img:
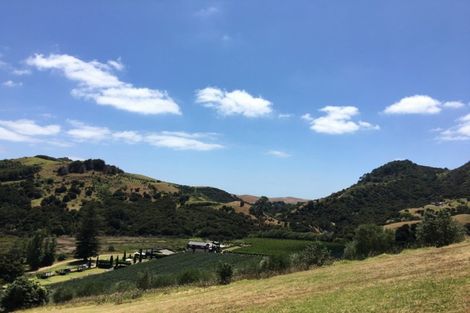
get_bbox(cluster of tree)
[0,160,40,182]
[57,159,123,176]
[343,212,465,260]
[178,185,239,203]
[25,230,57,270]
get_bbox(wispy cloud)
[302,106,379,135]
[437,113,470,141]
[2,80,22,87]
[26,54,181,115]
[384,95,464,115]
[195,6,220,18]
[66,120,111,142]
[0,119,60,142]
[66,120,223,151]
[267,150,291,158]
[196,87,273,118]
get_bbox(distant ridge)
[238,195,310,204]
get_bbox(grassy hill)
[285,160,470,236]
[23,240,470,313]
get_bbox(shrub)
[52,288,74,303]
[136,271,153,290]
[57,253,67,261]
[177,269,203,285]
[294,241,331,269]
[0,246,24,283]
[0,277,48,311]
[216,263,233,284]
[258,255,291,273]
[344,224,395,259]
[416,211,465,247]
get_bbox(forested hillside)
[0,156,468,240]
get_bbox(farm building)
[187,241,221,253]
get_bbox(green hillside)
[1,156,469,239]
[283,160,470,236]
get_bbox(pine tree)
[41,237,56,266]
[26,230,45,270]
[74,206,100,260]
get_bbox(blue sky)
[0,1,469,198]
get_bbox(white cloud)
[145,132,223,151]
[66,120,222,151]
[195,6,220,17]
[384,95,465,115]
[443,101,465,109]
[278,113,293,119]
[438,114,470,141]
[107,58,124,71]
[0,119,60,136]
[384,95,441,114]
[2,80,22,87]
[196,87,272,118]
[112,131,143,143]
[303,106,379,135]
[12,69,31,76]
[66,120,111,142]
[0,127,34,142]
[0,119,60,143]
[267,150,291,158]
[26,54,181,115]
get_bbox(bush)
[52,288,74,303]
[57,253,67,261]
[136,271,153,290]
[216,263,233,284]
[0,277,48,311]
[344,224,394,259]
[258,255,291,273]
[294,241,331,269]
[177,269,203,285]
[0,246,24,283]
[416,211,465,247]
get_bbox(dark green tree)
[344,224,394,259]
[41,237,56,267]
[416,211,465,247]
[0,245,24,283]
[0,276,48,311]
[26,230,45,270]
[74,206,100,260]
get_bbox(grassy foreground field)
[24,240,470,313]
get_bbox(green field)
[232,238,344,257]
[47,252,261,298]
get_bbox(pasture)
[232,238,344,257]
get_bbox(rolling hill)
[0,156,469,239]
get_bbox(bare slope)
[25,240,470,313]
